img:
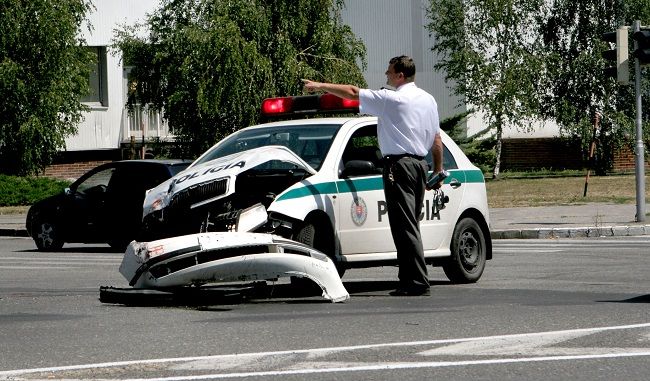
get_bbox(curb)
[490,225,650,239]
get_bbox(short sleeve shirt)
[359,82,440,157]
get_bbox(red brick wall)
[42,160,113,181]
[612,146,650,173]
[39,149,122,181]
[501,138,584,171]
[502,138,649,173]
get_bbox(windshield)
[194,124,342,170]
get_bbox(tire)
[295,221,346,277]
[32,220,64,251]
[442,217,486,283]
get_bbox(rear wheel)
[32,220,64,251]
[295,220,345,277]
[442,217,486,283]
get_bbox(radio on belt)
[427,170,449,188]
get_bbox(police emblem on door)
[351,197,368,226]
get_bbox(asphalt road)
[1,236,650,380]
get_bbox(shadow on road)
[599,294,650,304]
[99,278,452,308]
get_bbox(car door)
[335,124,394,255]
[103,163,172,243]
[335,125,467,256]
[64,165,116,242]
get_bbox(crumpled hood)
[143,145,315,218]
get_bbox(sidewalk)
[489,203,650,239]
[2,203,649,239]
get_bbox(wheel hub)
[459,231,479,269]
[37,223,55,247]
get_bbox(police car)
[140,93,491,283]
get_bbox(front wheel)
[442,217,486,283]
[32,220,64,251]
[295,221,345,277]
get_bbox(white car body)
[141,102,492,283]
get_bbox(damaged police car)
[137,94,491,284]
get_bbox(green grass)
[486,174,649,208]
[0,175,70,207]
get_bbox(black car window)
[75,167,114,194]
[340,125,382,177]
[425,145,458,170]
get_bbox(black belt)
[382,153,424,162]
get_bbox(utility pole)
[632,20,647,222]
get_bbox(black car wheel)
[442,217,486,283]
[295,220,345,277]
[33,220,64,251]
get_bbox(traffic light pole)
[633,20,646,222]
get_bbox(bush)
[0,175,70,206]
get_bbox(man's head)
[385,55,415,88]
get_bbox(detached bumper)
[119,232,349,303]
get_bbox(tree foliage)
[114,0,367,157]
[0,0,94,176]
[428,0,650,176]
[426,0,547,177]
[540,0,650,174]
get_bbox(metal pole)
[633,21,646,222]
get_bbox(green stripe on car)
[276,169,484,201]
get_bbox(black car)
[26,160,191,251]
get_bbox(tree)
[539,0,650,174]
[426,0,546,178]
[114,0,367,157]
[0,0,94,176]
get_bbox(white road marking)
[2,322,650,379]
[495,249,563,253]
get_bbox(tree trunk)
[492,120,503,179]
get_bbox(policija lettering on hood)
[172,161,246,185]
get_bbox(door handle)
[449,179,462,188]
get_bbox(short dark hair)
[389,55,415,79]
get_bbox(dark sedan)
[26,160,191,251]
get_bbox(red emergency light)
[261,97,293,115]
[261,94,359,118]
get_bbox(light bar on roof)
[261,94,359,118]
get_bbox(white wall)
[340,0,559,139]
[339,0,466,122]
[66,0,161,151]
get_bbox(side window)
[81,46,108,106]
[75,168,114,194]
[425,145,458,170]
[340,125,383,177]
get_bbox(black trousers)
[382,156,429,289]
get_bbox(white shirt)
[359,82,440,157]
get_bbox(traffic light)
[601,26,629,84]
[632,29,650,65]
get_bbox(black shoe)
[389,287,431,296]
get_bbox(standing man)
[303,55,443,296]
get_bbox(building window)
[81,46,108,106]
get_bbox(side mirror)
[64,187,72,196]
[341,160,379,178]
